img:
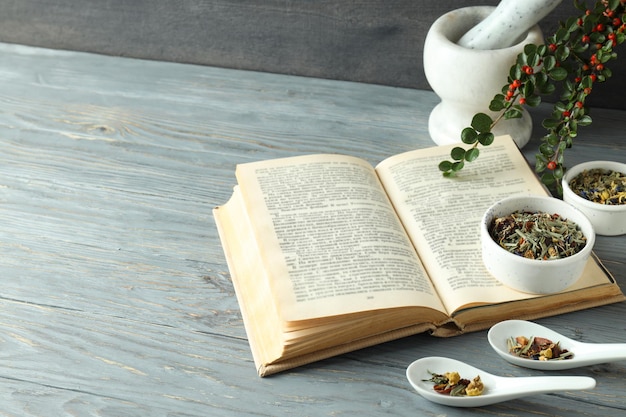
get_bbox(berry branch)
[439,0,626,195]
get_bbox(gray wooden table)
[0,42,624,416]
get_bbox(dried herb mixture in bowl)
[489,211,587,260]
[562,161,626,236]
[568,168,626,205]
[481,195,595,294]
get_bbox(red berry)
[596,23,606,32]
[547,161,557,170]
[519,97,527,105]
[512,79,522,88]
[582,35,591,43]
[563,110,571,117]
[596,63,604,71]
[548,43,557,52]
[522,65,534,75]
[576,101,584,108]
[575,77,582,83]
[584,87,592,94]
[613,18,622,27]
[590,73,598,82]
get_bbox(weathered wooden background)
[0,0,624,109]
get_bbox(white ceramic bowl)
[562,160,626,236]
[481,195,595,294]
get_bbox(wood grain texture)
[0,42,624,416]
[0,0,624,110]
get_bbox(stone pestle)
[457,0,563,50]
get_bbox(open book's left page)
[235,153,447,324]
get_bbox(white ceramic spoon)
[406,356,595,407]
[489,320,626,370]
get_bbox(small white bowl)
[562,160,626,236]
[481,195,595,294]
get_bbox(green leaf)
[535,156,547,172]
[477,133,495,146]
[556,45,570,61]
[553,166,564,179]
[510,65,522,80]
[538,82,556,95]
[451,161,465,172]
[489,97,506,111]
[591,31,605,45]
[534,72,548,86]
[578,115,592,126]
[549,67,568,81]
[541,172,557,186]
[471,113,493,133]
[438,160,453,172]
[465,148,480,162]
[537,44,548,56]
[450,147,466,161]
[522,79,536,97]
[524,44,537,55]
[461,127,478,144]
[555,27,568,43]
[570,116,579,131]
[539,142,554,156]
[525,95,541,107]
[542,118,560,129]
[527,53,541,67]
[546,133,560,146]
[504,108,523,119]
[554,102,567,112]
[543,55,556,71]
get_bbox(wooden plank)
[0,42,624,416]
[0,0,623,109]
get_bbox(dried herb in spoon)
[424,371,484,396]
[489,211,586,260]
[508,335,573,361]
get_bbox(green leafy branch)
[439,0,626,195]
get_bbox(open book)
[214,135,624,376]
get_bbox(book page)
[376,136,550,314]
[236,154,447,323]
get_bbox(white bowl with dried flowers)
[481,195,595,294]
[562,161,626,236]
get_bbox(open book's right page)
[376,135,605,315]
